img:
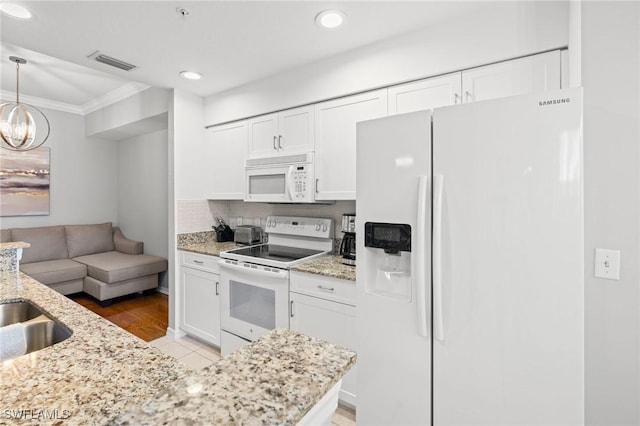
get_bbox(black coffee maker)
[340,213,356,266]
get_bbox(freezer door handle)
[433,174,445,341]
[415,175,429,337]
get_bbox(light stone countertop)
[177,232,356,281]
[111,329,356,425]
[290,255,356,282]
[177,231,239,256]
[0,271,191,425]
[0,272,356,425]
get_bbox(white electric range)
[218,216,333,355]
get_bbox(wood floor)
[69,291,168,342]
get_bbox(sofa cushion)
[0,229,11,243]
[65,223,115,258]
[20,259,87,285]
[73,251,167,284]
[11,226,69,264]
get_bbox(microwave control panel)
[292,165,312,201]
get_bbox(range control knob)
[322,223,328,232]
[315,223,321,231]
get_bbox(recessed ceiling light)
[0,3,32,20]
[180,71,203,80]
[315,10,346,29]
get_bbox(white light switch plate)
[594,248,621,280]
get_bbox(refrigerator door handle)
[433,174,445,341]
[416,175,429,337]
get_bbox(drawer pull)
[193,260,204,264]
[317,285,335,292]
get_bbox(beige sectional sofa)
[0,222,167,306]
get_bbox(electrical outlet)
[594,248,621,280]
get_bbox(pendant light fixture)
[0,56,50,151]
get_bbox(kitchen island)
[0,271,356,425]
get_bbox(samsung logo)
[539,97,571,106]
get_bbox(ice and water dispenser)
[363,222,412,301]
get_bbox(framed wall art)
[0,147,50,216]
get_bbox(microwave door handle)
[286,165,295,201]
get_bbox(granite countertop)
[0,272,355,425]
[112,329,355,425]
[291,255,356,282]
[177,230,238,256]
[177,232,356,281]
[0,272,191,425]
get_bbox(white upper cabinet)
[388,72,462,115]
[314,89,388,200]
[207,120,247,200]
[247,105,314,158]
[247,113,278,158]
[388,50,562,115]
[461,50,561,103]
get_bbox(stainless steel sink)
[0,300,72,357]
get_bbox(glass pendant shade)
[0,57,50,151]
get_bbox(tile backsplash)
[176,199,356,239]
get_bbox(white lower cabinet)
[289,271,357,407]
[180,252,221,347]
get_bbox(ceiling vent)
[88,51,137,71]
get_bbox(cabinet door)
[388,72,462,114]
[315,89,388,200]
[462,50,561,103]
[278,105,314,155]
[207,120,247,199]
[247,113,279,158]
[181,266,221,346]
[290,291,357,407]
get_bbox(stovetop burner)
[225,244,324,263]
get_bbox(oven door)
[219,259,290,342]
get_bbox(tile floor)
[149,334,222,369]
[149,334,356,425]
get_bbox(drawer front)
[290,271,356,306]
[181,251,220,274]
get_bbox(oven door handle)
[218,260,289,280]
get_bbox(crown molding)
[1,81,152,116]
[0,90,84,115]
[81,81,151,115]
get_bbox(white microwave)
[245,153,315,203]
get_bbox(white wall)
[580,2,640,424]
[0,106,118,229]
[169,89,209,331]
[204,1,569,125]
[172,91,208,200]
[117,129,169,290]
[85,87,169,138]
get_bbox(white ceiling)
[0,1,486,112]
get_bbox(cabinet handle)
[454,93,460,104]
[317,285,335,292]
[215,281,219,296]
[290,300,294,318]
[193,260,204,264]
[315,178,319,194]
[465,90,472,102]
[273,136,277,150]
[278,135,283,149]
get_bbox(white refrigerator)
[355,88,584,425]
